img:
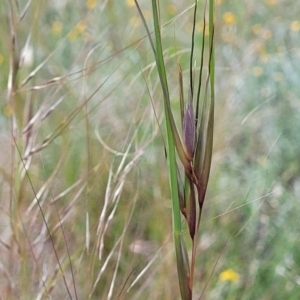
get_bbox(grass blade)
[150,1,192,298]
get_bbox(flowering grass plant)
[135,0,215,298]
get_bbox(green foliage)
[0,0,300,299]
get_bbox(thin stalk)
[135,0,215,298]
[166,113,191,299]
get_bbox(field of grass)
[0,0,300,299]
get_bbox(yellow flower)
[126,0,135,7]
[260,53,269,62]
[216,0,223,5]
[142,9,151,20]
[68,21,88,41]
[205,24,209,36]
[219,269,240,283]
[196,21,204,32]
[51,21,63,35]
[223,12,237,25]
[4,105,14,116]
[167,4,176,14]
[252,66,264,77]
[68,30,78,42]
[76,20,88,34]
[265,0,278,5]
[86,0,97,10]
[130,16,140,27]
[251,24,261,35]
[290,21,300,32]
[256,46,268,62]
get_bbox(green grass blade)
[178,63,185,128]
[167,116,191,300]
[194,0,215,200]
[151,0,192,169]
[201,0,215,197]
[136,0,191,169]
[151,1,191,298]
[134,1,156,55]
[195,1,207,128]
[209,0,215,99]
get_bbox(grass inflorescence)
[0,0,300,299]
[135,0,215,298]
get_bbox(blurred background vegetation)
[0,0,300,299]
